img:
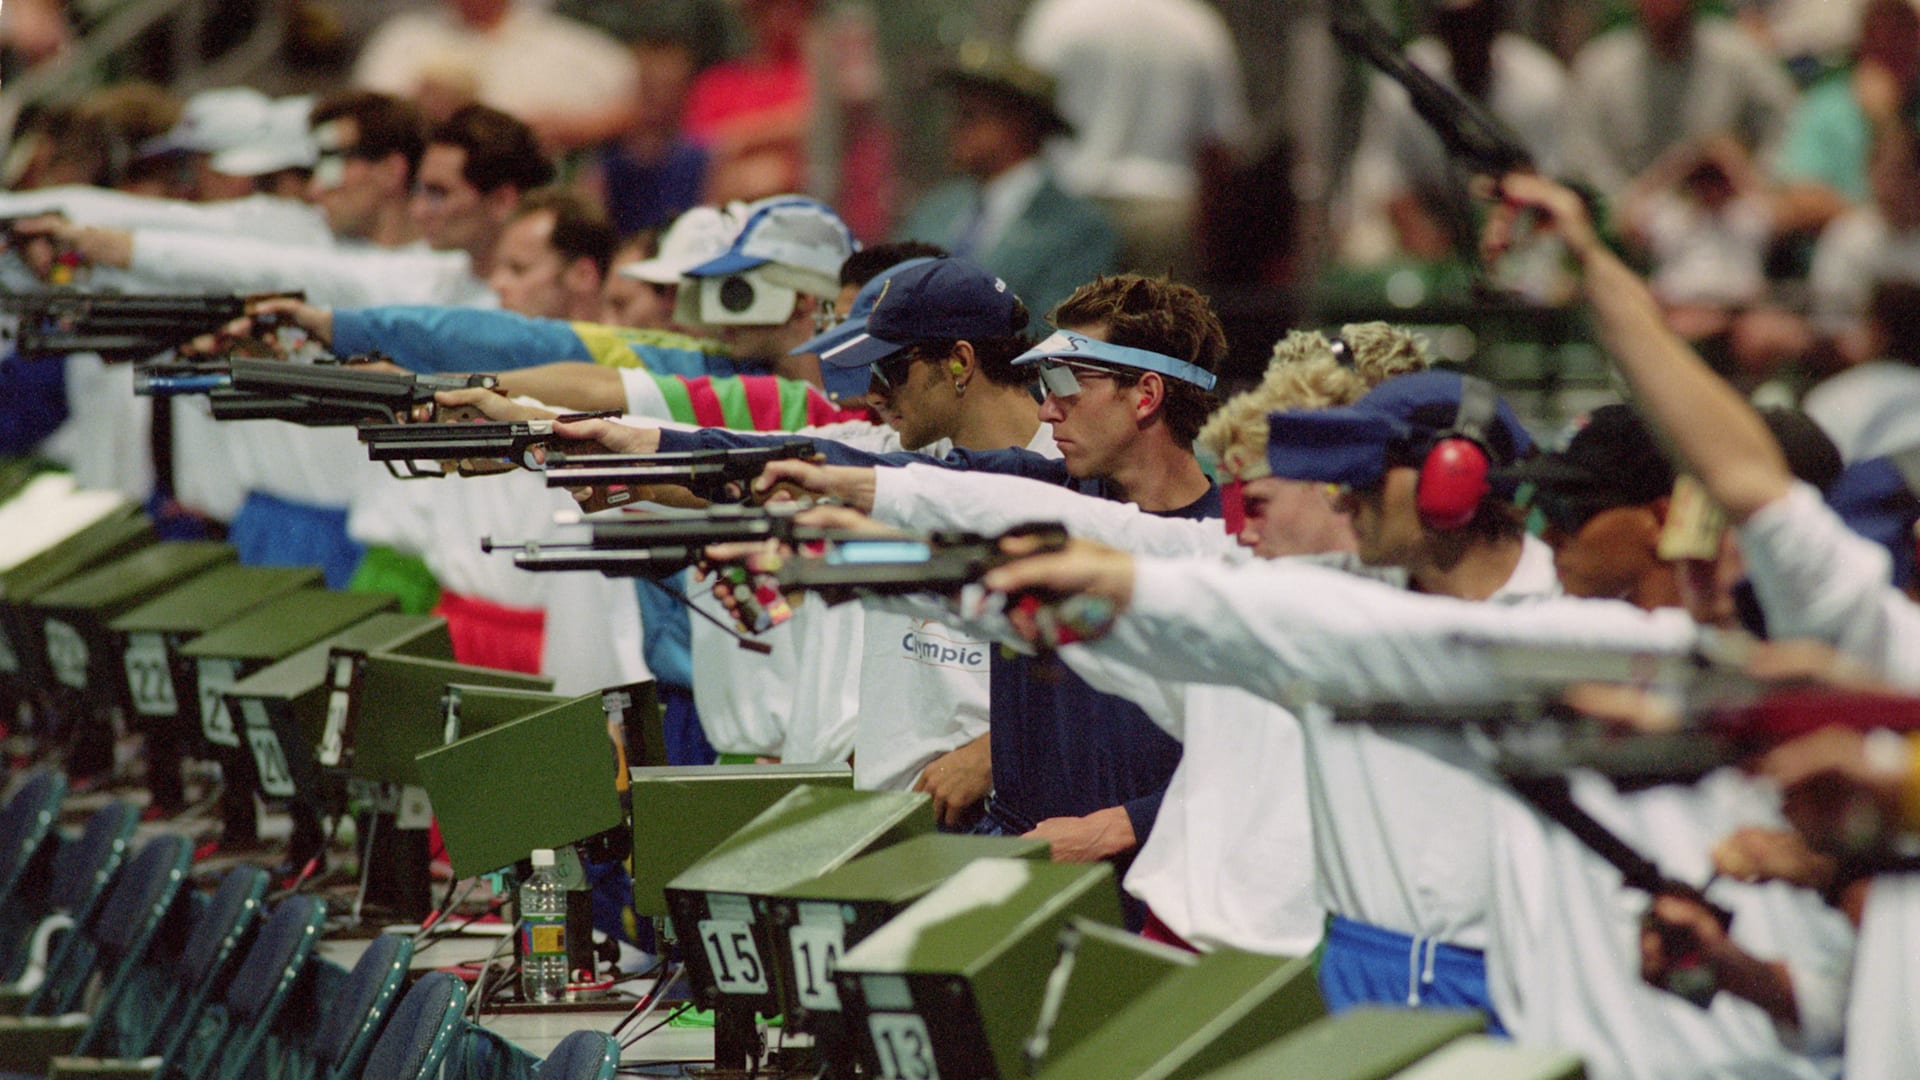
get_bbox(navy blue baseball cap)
[796,257,1027,400]
[1828,454,1920,589]
[1265,369,1534,489]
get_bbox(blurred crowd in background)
[4,0,1919,412]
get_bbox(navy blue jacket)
[652,427,1213,852]
[0,353,68,456]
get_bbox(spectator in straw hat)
[895,41,1117,323]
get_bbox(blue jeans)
[1319,915,1506,1036]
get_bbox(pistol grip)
[433,403,487,423]
[1646,914,1719,1009]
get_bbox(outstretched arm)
[1486,174,1792,522]
[983,544,1703,709]
[871,464,1232,557]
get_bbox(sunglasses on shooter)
[1013,328,1220,405]
[1026,359,1129,404]
[868,345,938,396]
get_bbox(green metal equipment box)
[1190,1008,1486,1080]
[666,786,935,1015]
[0,496,149,691]
[1388,1035,1585,1078]
[1031,947,1323,1079]
[833,858,1124,1080]
[326,653,552,787]
[220,614,452,804]
[438,684,569,741]
[761,834,1050,1051]
[179,590,399,797]
[30,541,235,711]
[1024,918,1197,1072]
[417,687,640,878]
[108,565,322,731]
[437,680,666,780]
[628,764,853,920]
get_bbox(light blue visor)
[1013,330,1217,394]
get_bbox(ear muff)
[1221,478,1247,537]
[1415,375,1497,531]
[718,275,757,313]
[688,269,800,326]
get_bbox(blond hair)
[1197,323,1432,481]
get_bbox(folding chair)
[358,972,468,1080]
[3,800,136,993]
[0,833,191,1076]
[163,894,328,1080]
[536,1031,619,1080]
[264,932,413,1080]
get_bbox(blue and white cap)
[684,195,857,299]
[798,257,1028,400]
[794,256,936,399]
[1016,329,1218,401]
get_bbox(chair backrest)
[177,894,329,1080]
[537,1031,620,1080]
[48,799,138,920]
[224,895,329,1027]
[0,768,70,979]
[143,864,269,1066]
[178,864,270,991]
[29,829,188,1018]
[0,767,65,902]
[358,971,468,1080]
[314,932,414,1080]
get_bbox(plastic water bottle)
[520,849,568,1003]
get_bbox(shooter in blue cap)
[792,255,1043,452]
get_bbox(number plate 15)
[696,918,768,995]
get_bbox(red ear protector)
[1222,478,1247,537]
[1415,375,1498,531]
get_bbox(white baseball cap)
[684,195,856,298]
[209,95,319,177]
[142,87,275,157]
[616,205,739,286]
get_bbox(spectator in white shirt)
[353,0,640,148]
[1561,0,1797,201]
[1017,0,1251,281]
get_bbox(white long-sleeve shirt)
[1736,484,1920,1076]
[691,421,922,763]
[126,232,494,310]
[1738,483,1920,687]
[843,433,1063,796]
[0,187,332,245]
[1844,877,1920,1078]
[870,462,1238,560]
[1089,555,1849,1078]
[127,233,494,519]
[866,462,1322,952]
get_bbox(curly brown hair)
[1049,275,1227,445]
